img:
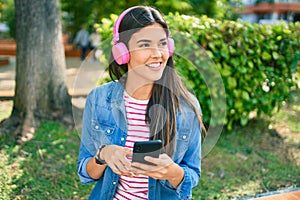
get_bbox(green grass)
[0,90,299,199]
[0,121,94,199]
[196,121,299,199]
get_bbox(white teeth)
[147,63,160,68]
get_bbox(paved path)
[0,54,106,108]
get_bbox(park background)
[0,0,299,199]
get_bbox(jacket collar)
[106,81,125,103]
[106,81,127,132]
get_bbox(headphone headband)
[111,6,175,65]
[113,6,139,43]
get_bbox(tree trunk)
[0,0,73,143]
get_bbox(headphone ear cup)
[112,42,130,65]
[168,38,175,57]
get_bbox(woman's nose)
[150,46,163,58]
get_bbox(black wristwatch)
[95,145,107,165]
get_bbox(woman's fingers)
[143,156,159,165]
[115,161,127,171]
[121,147,133,167]
[106,161,121,175]
[144,154,173,167]
[123,147,133,155]
[130,153,175,179]
[103,146,134,176]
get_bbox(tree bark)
[0,0,73,143]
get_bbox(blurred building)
[239,0,300,24]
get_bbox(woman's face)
[127,23,169,83]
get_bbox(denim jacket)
[77,81,202,200]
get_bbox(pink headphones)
[112,6,175,65]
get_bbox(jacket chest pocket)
[173,128,191,161]
[91,119,116,145]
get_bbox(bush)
[97,13,300,129]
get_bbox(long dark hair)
[109,6,206,156]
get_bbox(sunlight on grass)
[230,180,263,198]
[0,146,24,199]
[0,100,12,122]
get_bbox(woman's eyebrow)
[137,39,151,43]
[137,38,167,44]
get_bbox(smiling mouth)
[146,62,161,68]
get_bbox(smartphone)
[132,140,162,165]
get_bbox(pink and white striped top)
[113,91,150,200]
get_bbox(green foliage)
[0,0,15,38]
[60,0,241,40]
[165,13,300,129]
[0,0,243,39]
[98,13,300,129]
[154,0,193,14]
[60,0,97,37]
[214,0,244,20]
[188,0,217,17]
[60,0,196,39]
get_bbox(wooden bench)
[0,40,86,57]
[0,57,9,66]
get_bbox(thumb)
[159,153,169,158]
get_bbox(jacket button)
[182,135,187,140]
[107,129,111,134]
[112,181,117,185]
[121,137,124,141]
[95,125,99,129]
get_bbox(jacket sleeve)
[77,90,98,184]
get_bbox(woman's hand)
[130,154,184,188]
[101,145,133,177]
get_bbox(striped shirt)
[113,91,150,200]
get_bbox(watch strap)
[95,145,107,165]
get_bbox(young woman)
[77,6,205,200]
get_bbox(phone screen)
[132,140,162,165]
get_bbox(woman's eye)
[159,41,168,46]
[139,43,150,48]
